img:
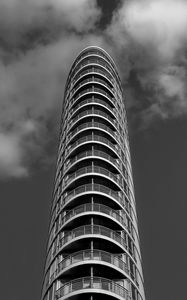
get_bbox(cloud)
[158,66,186,101]
[0,0,101,32]
[1,0,187,179]
[107,0,187,125]
[0,0,102,179]
[111,0,187,60]
[0,132,28,179]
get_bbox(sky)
[0,0,187,299]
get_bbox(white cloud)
[107,0,187,125]
[0,0,101,33]
[0,0,102,179]
[0,133,28,179]
[0,34,103,128]
[111,0,187,60]
[1,0,187,178]
[48,0,101,31]
[158,66,186,101]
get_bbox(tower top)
[65,45,122,91]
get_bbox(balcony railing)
[56,276,128,300]
[48,250,139,291]
[73,67,114,86]
[69,121,115,138]
[67,121,118,143]
[61,183,130,213]
[57,249,129,275]
[69,87,118,113]
[67,108,116,132]
[74,49,117,72]
[58,224,128,252]
[70,55,119,83]
[70,86,114,108]
[60,203,128,231]
[60,136,128,182]
[70,105,114,124]
[47,225,136,268]
[70,97,115,116]
[63,165,122,188]
[65,130,126,163]
[72,77,113,96]
[66,134,118,157]
[65,149,121,172]
[63,95,121,131]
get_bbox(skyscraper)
[41,46,145,300]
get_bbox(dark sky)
[2,110,187,300]
[0,1,187,300]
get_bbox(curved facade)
[41,46,145,300]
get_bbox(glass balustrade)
[57,249,129,275]
[65,149,121,171]
[67,122,118,143]
[51,182,136,239]
[74,49,117,72]
[70,97,115,115]
[56,277,128,300]
[58,224,128,251]
[68,108,115,130]
[69,61,118,93]
[48,249,139,291]
[59,203,128,231]
[70,54,120,84]
[65,131,127,165]
[69,121,115,138]
[73,67,114,86]
[66,135,118,157]
[63,165,123,188]
[72,76,112,95]
[67,97,121,131]
[65,183,116,201]
[71,87,114,107]
[60,183,130,216]
[69,87,117,110]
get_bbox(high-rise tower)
[41,46,145,300]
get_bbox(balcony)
[64,133,126,166]
[72,96,114,112]
[59,203,128,231]
[47,225,138,277]
[57,249,129,278]
[56,276,129,300]
[58,225,129,254]
[46,250,140,294]
[67,122,118,144]
[63,165,123,190]
[67,109,117,134]
[70,54,120,84]
[69,106,114,126]
[69,87,118,113]
[48,204,138,259]
[70,61,119,97]
[72,78,114,101]
[65,134,119,159]
[73,67,114,88]
[73,48,118,74]
[59,139,128,186]
[70,87,114,108]
[70,97,116,119]
[61,183,130,214]
[73,76,112,95]
[65,149,121,173]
